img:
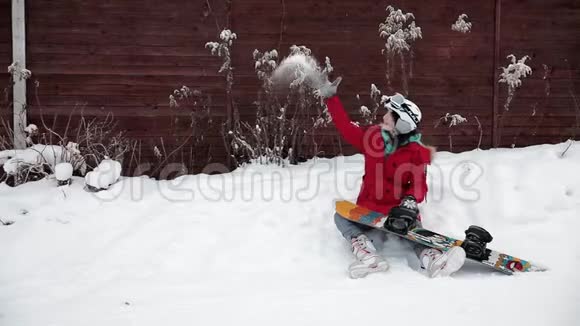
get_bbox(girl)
[316,77,466,279]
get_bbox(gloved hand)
[385,195,419,234]
[314,76,342,99]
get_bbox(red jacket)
[326,96,432,215]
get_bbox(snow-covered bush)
[0,143,86,186]
[1,65,135,186]
[357,84,384,126]
[437,113,468,127]
[7,61,31,81]
[206,29,240,167]
[156,85,214,175]
[379,5,422,95]
[435,113,468,152]
[236,45,333,165]
[206,38,333,167]
[24,124,38,145]
[452,14,472,33]
[206,29,236,93]
[494,54,533,146]
[499,54,532,111]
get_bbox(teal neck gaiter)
[381,129,423,156]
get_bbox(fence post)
[12,0,27,149]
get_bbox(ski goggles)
[384,93,420,125]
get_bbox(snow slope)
[1,142,580,326]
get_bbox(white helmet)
[384,93,422,134]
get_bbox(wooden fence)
[1,0,579,175]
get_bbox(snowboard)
[335,200,547,275]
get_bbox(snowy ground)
[1,142,580,326]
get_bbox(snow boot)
[348,234,389,279]
[419,246,466,278]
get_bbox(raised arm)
[325,96,365,152]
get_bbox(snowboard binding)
[461,225,493,261]
[384,215,416,235]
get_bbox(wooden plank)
[30,65,224,77]
[28,43,218,57]
[27,32,219,47]
[29,54,222,67]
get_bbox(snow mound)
[84,159,122,190]
[55,162,73,181]
[0,141,579,326]
[1,145,72,174]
